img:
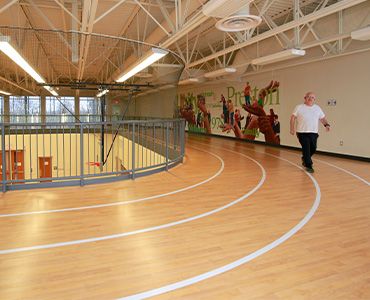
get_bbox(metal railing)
[0,114,150,124]
[0,119,185,191]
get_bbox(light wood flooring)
[0,135,369,299]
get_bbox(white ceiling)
[0,0,369,96]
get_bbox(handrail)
[0,119,185,191]
[1,119,183,126]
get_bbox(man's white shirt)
[292,104,325,133]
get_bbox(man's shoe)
[301,157,306,167]
[305,167,314,173]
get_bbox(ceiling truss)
[0,0,369,95]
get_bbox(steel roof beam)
[187,0,367,68]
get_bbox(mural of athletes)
[178,80,281,145]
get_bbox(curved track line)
[120,140,368,299]
[119,147,321,300]
[0,153,266,255]
[314,158,369,186]
[0,146,224,218]
[230,139,369,186]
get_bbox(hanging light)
[0,36,59,96]
[116,48,168,82]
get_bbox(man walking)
[290,92,331,173]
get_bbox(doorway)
[39,156,52,182]
[0,150,25,183]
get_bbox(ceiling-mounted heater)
[202,0,261,32]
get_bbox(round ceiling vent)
[215,14,262,32]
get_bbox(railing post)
[80,124,84,186]
[174,121,177,151]
[180,120,185,162]
[166,121,169,171]
[132,123,135,179]
[1,123,6,192]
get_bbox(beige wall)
[2,132,165,180]
[274,50,370,157]
[176,50,370,158]
[114,135,165,170]
[129,88,178,119]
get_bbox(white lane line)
[118,151,320,300]
[120,141,368,299]
[314,158,370,186]
[0,147,224,218]
[232,142,369,186]
[0,154,265,255]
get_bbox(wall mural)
[178,80,281,144]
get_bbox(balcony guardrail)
[0,118,185,191]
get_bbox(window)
[28,96,41,115]
[46,96,75,123]
[79,97,101,122]
[10,96,26,116]
[9,96,41,123]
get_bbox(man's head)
[304,92,316,106]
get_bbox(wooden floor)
[0,135,369,299]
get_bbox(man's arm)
[320,117,331,131]
[290,115,297,135]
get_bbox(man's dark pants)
[297,132,318,169]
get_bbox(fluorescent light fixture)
[44,85,59,96]
[251,48,306,65]
[0,36,59,96]
[116,47,168,82]
[0,36,45,83]
[204,67,236,78]
[178,78,200,85]
[0,89,11,95]
[97,89,109,97]
[50,90,59,96]
[351,26,370,41]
